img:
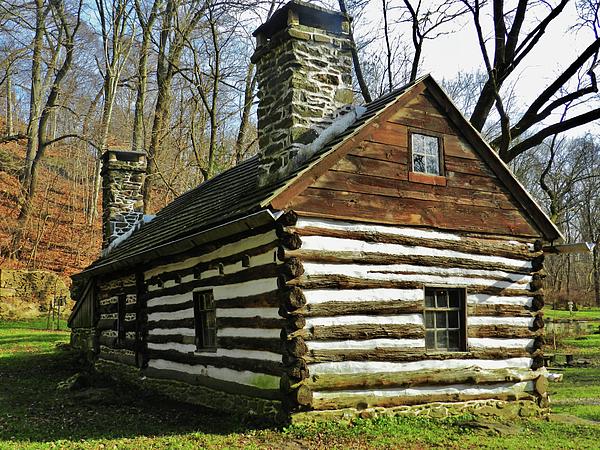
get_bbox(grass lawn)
[543,308,600,320]
[1,320,599,449]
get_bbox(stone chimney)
[101,149,147,249]
[251,0,353,186]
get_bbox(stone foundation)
[95,359,284,422]
[290,399,549,425]
[70,327,95,354]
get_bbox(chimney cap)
[253,0,347,39]
[102,149,146,164]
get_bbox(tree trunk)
[5,70,13,136]
[337,0,371,102]
[594,241,600,307]
[24,0,45,180]
[234,64,256,164]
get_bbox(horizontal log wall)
[280,217,546,412]
[142,227,289,401]
[96,274,139,366]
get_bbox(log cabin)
[69,0,563,423]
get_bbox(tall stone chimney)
[101,149,147,249]
[251,0,353,186]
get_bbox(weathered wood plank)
[291,224,538,261]
[287,275,537,298]
[296,324,425,341]
[311,385,535,410]
[295,300,423,318]
[467,304,537,317]
[146,241,279,287]
[301,348,536,363]
[145,263,281,300]
[216,289,282,308]
[147,316,284,330]
[143,366,282,400]
[304,367,541,391]
[287,275,423,291]
[289,188,539,238]
[284,248,534,276]
[468,325,539,339]
[147,349,284,376]
[312,170,518,211]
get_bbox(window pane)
[448,290,460,308]
[423,135,439,155]
[425,290,435,307]
[448,311,459,328]
[436,311,447,328]
[425,312,434,328]
[413,154,425,172]
[413,134,425,153]
[448,330,460,350]
[207,310,216,329]
[425,330,435,348]
[436,291,448,307]
[436,331,448,348]
[426,156,440,175]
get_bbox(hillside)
[0,138,102,279]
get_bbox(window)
[193,290,216,351]
[410,132,442,176]
[424,288,466,351]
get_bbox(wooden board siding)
[280,217,546,411]
[283,89,541,238]
[141,229,285,399]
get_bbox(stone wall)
[71,327,96,355]
[96,360,284,423]
[0,269,71,319]
[290,399,548,425]
[252,3,353,186]
[101,150,147,248]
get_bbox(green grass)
[0,322,599,449]
[0,317,69,331]
[550,368,600,422]
[553,333,600,363]
[544,308,600,320]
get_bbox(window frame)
[193,290,217,352]
[117,294,126,345]
[408,130,446,186]
[423,286,467,352]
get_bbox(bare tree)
[88,0,135,224]
[400,0,467,82]
[13,0,84,256]
[338,0,372,102]
[131,0,161,152]
[459,0,600,162]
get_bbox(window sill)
[408,171,447,186]
[190,347,218,354]
[424,350,470,356]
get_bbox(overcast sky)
[316,0,598,136]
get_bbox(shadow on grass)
[0,334,70,347]
[0,350,268,443]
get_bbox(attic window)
[410,133,442,175]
